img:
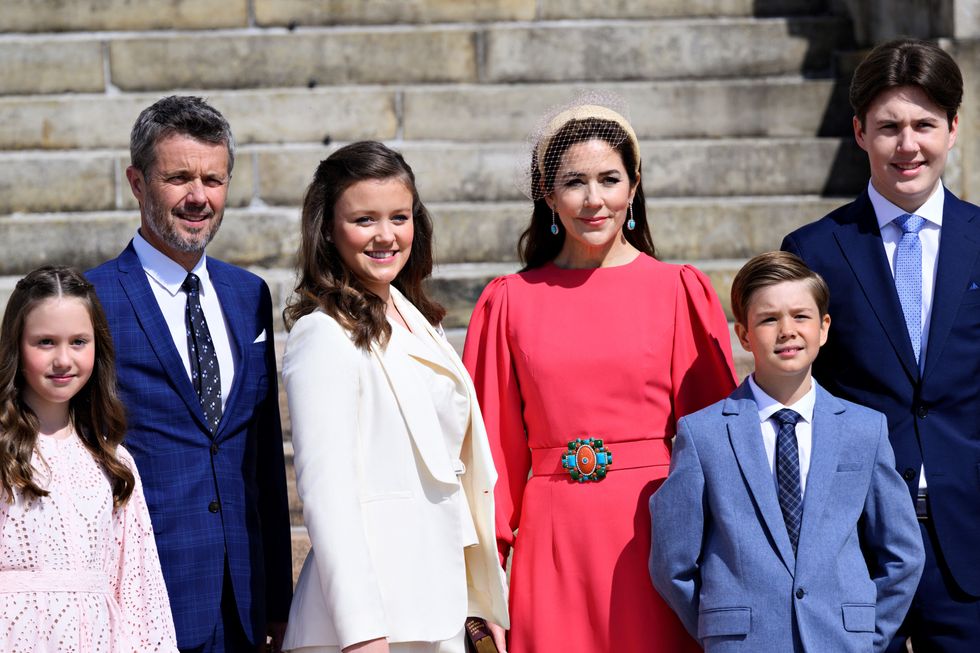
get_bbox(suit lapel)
[725,383,796,575]
[209,263,249,438]
[115,244,209,431]
[795,385,844,563]
[374,291,458,487]
[922,192,980,382]
[833,195,920,379]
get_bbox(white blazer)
[281,288,509,651]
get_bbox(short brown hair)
[731,252,829,326]
[850,38,962,129]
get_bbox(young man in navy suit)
[782,39,980,651]
[650,252,923,652]
[87,96,292,653]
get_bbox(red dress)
[463,254,737,652]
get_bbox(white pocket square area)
[253,330,267,343]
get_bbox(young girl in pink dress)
[0,266,178,653]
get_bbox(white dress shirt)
[132,231,235,411]
[748,375,816,496]
[868,180,943,489]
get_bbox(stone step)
[290,525,310,586]
[0,138,868,215]
[402,78,852,142]
[0,196,849,274]
[258,137,869,206]
[486,16,852,83]
[0,17,850,95]
[0,0,831,34]
[0,0,248,32]
[0,77,850,151]
[256,0,829,28]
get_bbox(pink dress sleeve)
[671,265,739,423]
[111,446,179,653]
[463,276,529,568]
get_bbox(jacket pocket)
[698,607,751,638]
[841,603,876,632]
[836,462,863,472]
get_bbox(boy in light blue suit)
[649,252,924,653]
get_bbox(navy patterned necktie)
[893,213,926,363]
[773,408,803,555]
[183,273,222,432]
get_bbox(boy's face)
[735,280,830,387]
[854,85,958,214]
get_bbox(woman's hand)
[342,637,390,653]
[487,621,508,653]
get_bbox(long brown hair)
[0,266,134,506]
[519,117,655,270]
[284,141,445,349]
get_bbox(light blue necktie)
[893,214,926,363]
[773,408,803,555]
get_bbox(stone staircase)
[0,0,866,578]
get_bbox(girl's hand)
[487,621,508,653]
[343,637,389,653]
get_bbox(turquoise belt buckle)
[561,438,612,482]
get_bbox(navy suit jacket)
[87,242,292,648]
[783,188,980,597]
[650,380,923,653]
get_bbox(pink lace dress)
[0,433,178,653]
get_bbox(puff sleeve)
[670,265,738,423]
[462,276,529,568]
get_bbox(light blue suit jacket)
[649,380,923,653]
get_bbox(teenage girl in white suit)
[280,142,509,653]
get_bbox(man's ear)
[852,115,869,152]
[125,165,145,206]
[947,113,959,151]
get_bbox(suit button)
[208,500,220,513]
[916,405,928,418]
[796,588,806,599]
[903,468,916,481]
[210,443,218,455]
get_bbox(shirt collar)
[748,374,816,425]
[869,180,945,230]
[133,229,209,297]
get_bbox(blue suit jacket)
[649,380,923,653]
[783,189,980,597]
[87,242,292,648]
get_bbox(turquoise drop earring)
[551,207,560,235]
[626,203,636,231]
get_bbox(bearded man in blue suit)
[87,96,292,653]
[783,39,980,651]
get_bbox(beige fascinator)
[515,90,640,201]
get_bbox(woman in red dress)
[462,96,738,652]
